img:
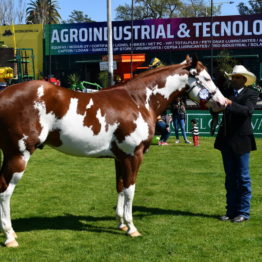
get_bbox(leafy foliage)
[177,0,221,18]
[0,0,26,25]
[116,0,183,20]
[62,10,94,24]
[67,73,80,88]
[98,71,109,88]
[26,0,61,24]
[238,0,262,15]
[115,0,221,20]
[215,50,237,75]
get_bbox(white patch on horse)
[86,98,94,109]
[37,85,44,98]
[116,113,149,155]
[55,98,119,156]
[123,184,137,234]
[145,87,153,110]
[18,135,31,162]
[155,74,188,99]
[145,74,188,109]
[34,100,57,143]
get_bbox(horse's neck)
[128,72,188,117]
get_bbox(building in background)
[0,24,43,81]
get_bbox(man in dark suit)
[214,65,259,223]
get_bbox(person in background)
[155,113,171,145]
[148,57,164,70]
[172,97,191,144]
[114,74,122,85]
[190,119,199,146]
[214,65,259,223]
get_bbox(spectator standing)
[172,97,191,144]
[191,119,199,146]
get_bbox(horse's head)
[185,55,227,112]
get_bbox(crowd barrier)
[169,110,262,137]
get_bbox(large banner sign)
[179,110,262,137]
[45,14,262,55]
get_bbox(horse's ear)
[185,55,191,66]
[191,54,198,68]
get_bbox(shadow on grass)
[12,206,218,235]
[12,214,122,235]
[133,206,219,219]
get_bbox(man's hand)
[225,98,232,106]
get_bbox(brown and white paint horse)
[0,56,226,247]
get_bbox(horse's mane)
[133,63,185,79]
[101,63,189,91]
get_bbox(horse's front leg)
[115,149,143,237]
[123,184,141,237]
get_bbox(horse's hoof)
[5,240,19,248]
[129,231,142,237]
[119,226,128,232]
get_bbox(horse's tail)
[0,149,2,170]
[0,148,4,170]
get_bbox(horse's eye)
[204,77,211,82]
[190,68,197,76]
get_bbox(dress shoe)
[219,215,231,221]
[232,215,248,223]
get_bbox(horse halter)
[186,73,218,103]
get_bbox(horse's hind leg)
[0,152,30,247]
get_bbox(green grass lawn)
[0,137,261,262]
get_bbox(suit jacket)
[214,87,259,154]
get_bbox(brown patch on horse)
[196,61,207,73]
[112,143,144,189]
[40,83,71,118]
[185,55,192,66]
[0,155,26,193]
[0,176,8,192]
[82,100,102,135]
[46,130,62,147]
[0,82,44,150]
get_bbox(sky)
[60,0,241,21]
[24,0,244,22]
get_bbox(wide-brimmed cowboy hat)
[225,65,256,86]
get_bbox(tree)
[116,0,183,20]
[177,0,221,18]
[26,0,61,24]
[0,0,14,25]
[216,50,237,75]
[17,0,27,24]
[238,0,262,15]
[62,10,94,23]
[0,0,26,25]
[115,0,221,20]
